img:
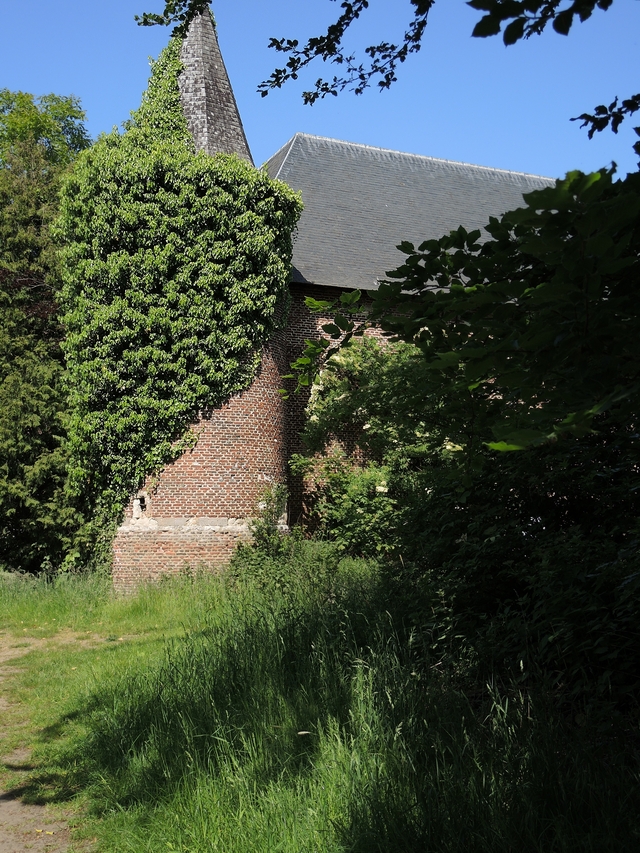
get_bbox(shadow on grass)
[14,569,387,809]
[2,780,70,806]
[13,563,640,852]
[79,602,363,807]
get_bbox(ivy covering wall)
[56,37,302,562]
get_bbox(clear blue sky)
[1,1,638,177]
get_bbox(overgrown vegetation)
[0,90,90,573]
[1,35,301,574]
[56,36,301,569]
[1,7,638,849]
[290,163,640,717]
[2,554,638,852]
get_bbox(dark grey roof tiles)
[265,133,554,290]
[179,11,253,164]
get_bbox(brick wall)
[112,338,288,591]
[112,283,381,590]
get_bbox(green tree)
[0,90,90,573]
[0,280,72,573]
[0,90,89,282]
[286,134,640,712]
[0,90,90,166]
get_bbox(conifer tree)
[0,90,89,573]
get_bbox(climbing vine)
[56,35,302,564]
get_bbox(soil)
[0,636,92,853]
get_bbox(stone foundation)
[113,515,251,592]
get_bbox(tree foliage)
[294,167,640,453]
[0,281,72,572]
[135,0,211,35]
[290,165,640,709]
[0,141,62,282]
[0,91,90,573]
[572,93,640,160]
[56,37,302,564]
[0,90,90,167]
[298,332,640,708]
[0,90,90,280]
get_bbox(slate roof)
[179,11,253,163]
[265,133,554,291]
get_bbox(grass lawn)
[1,552,638,852]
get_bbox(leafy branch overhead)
[135,0,211,35]
[292,168,640,453]
[572,93,640,158]
[138,0,635,147]
[257,0,434,105]
[258,0,617,103]
[138,1,620,99]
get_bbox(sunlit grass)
[1,552,638,852]
[0,569,227,638]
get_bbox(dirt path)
[0,637,84,853]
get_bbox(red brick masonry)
[113,341,287,590]
[112,285,377,590]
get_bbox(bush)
[296,335,640,712]
[292,452,398,558]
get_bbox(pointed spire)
[178,9,253,164]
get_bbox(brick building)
[112,9,552,589]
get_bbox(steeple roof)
[178,9,253,164]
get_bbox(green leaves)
[135,0,211,36]
[0,288,74,572]
[0,91,90,572]
[369,166,640,452]
[294,166,640,464]
[0,90,90,166]
[486,429,549,451]
[57,37,302,543]
[472,14,503,37]
[468,0,616,45]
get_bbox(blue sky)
[1,1,638,177]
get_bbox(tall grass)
[0,570,111,632]
[0,569,226,637]
[2,548,638,851]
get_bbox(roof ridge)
[292,132,554,182]
[263,133,300,178]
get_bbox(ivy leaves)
[57,37,302,540]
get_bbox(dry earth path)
[0,636,90,853]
